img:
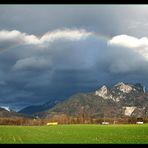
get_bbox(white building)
[102,122,109,125]
[136,122,144,124]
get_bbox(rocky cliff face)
[95,82,145,102]
[43,82,148,118]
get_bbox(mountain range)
[0,107,30,118]
[18,99,62,115]
[1,82,148,119]
[19,82,148,119]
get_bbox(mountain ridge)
[12,82,148,119]
[42,82,148,118]
[0,107,31,118]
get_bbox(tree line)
[0,115,147,125]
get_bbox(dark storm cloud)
[1,5,147,36]
[1,5,148,109]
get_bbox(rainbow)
[91,32,112,41]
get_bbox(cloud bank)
[1,28,148,109]
[1,28,148,110]
[0,29,92,50]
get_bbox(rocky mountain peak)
[94,82,146,103]
[95,85,108,98]
[100,85,108,91]
[114,82,146,93]
[114,82,134,93]
[115,82,125,86]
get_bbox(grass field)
[0,124,148,144]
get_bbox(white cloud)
[0,30,26,50]
[23,34,39,45]
[108,35,139,48]
[0,29,92,50]
[0,30,23,40]
[40,29,92,43]
[108,35,148,59]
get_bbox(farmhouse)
[136,117,144,124]
[102,122,109,125]
[136,122,144,124]
[46,122,58,126]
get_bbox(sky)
[1,5,148,110]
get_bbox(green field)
[0,124,148,144]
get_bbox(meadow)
[0,124,148,144]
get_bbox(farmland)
[0,124,148,144]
